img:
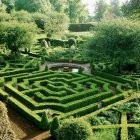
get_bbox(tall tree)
[49,0,65,13]
[15,0,52,13]
[44,12,69,37]
[94,0,107,21]
[122,0,140,19]
[66,0,89,23]
[110,0,122,17]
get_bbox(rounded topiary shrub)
[57,118,93,140]
[67,38,77,47]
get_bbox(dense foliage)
[94,0,122,21]
[0,21,37,54]
[86,18,140,73]
[44,12,69,37]
[122,0,140,19]
[57,118,93,140]
[50,116,60,137]
[0,0,140,139]
[15,0,52,13]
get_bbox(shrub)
[0,21,38,54]
[130,112,140,123]
[115,102,139,113]
[57,118,93,140]
[32,13,47,30]
[40,111,49,130]
[134,128,140,140]
[87,18,140,73]
[98,110,120,124]
[50,116,60,138]
[67,38,77,47]
[11,10,33,23]
[86,116,111,126]
[93,129,117,140]
[0,12,11,22]
[44,64,48,71]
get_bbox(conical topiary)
[45,64,49,71]
[50,116,60,138]
[40,111,49,130]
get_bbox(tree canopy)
[65,0,89,23]
[0,21,37,54]
[87,18,140,73]
[15,0,52,13]
[94,0,107,21]
[122,0,140,19]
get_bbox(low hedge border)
[102,93,125,107]
[0,89,9,100]
[91,70,134,87]
[121,113,128,140]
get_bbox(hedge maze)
[0,57,40,73]
[0,59,139,140]
[0,63,136,129]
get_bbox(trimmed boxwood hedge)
[91,70,134,87]
[0,68,135,133]
[69,23,94,32]
[102,94,125,107]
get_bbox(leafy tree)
[50,0,65,13]
[44,12,69,37]
[110,0,122,17]
[15,0,52,13]
[65,0,89,23]
[94,0,107,21]
[11,10,33,23]
[0,21,37,54]
[122,0,140,19]
[32,12,47,30]
[0,3,11,22]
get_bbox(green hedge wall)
[69,23,95,32]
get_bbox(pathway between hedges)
[7,62,91,140]
[7,104,53,140]
[40,61,91,74]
